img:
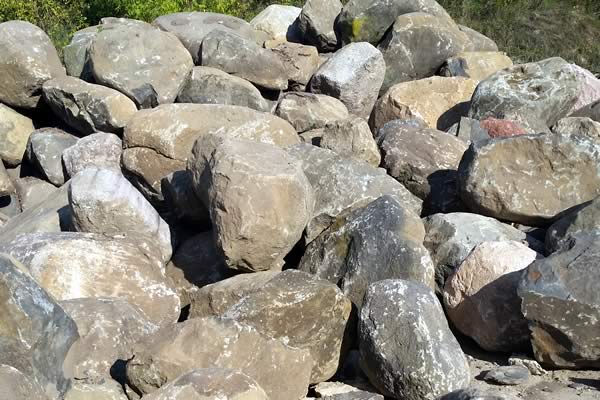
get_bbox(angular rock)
[440,51,513,81]
[25,128,78,186]
[161,171,209,225]
[0,162,14,196]
[90,23,193,108]
[458,134,600,226]
[438,387,518,400]
[460,25,499,52]
[126,317,313,400]
[570,98,600,122]
[42,76,137,135]
[0,365,48,400]
[567,63,600,114]
[63,26,99,81]
[276,92,349,133]
[552,116,600,141]
[62,132,123,179]
[359,280,471,399]
[0,21,65,109]
[546,196,600,254]
[320,117,381,166]
[297,0,343,52]
[14,177,57,210]
[443,241,538,352]
[309,42,385,119]
[250,5,301,42]
[483,366,530,386]
[0,104,35,166]
[272,42,320,88]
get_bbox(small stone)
[508,354,546,376]
[483,366,530,386]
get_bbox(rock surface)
[0,365,48,400]
[545,196,600,254]
[250,4,301,42]
[276,92,349,133]
[14,177,57,210]
[25,128,78,186]
[0,104,35,166]
[440,51,513,81]
[62,132,123,178]
[483,366,530,386]
[297,0,342,52]
[319,117,381,166]
[552,116,600,141]
[272,42,320,88]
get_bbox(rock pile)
[0,1,599,399]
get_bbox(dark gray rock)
[25,128,78,186]
[297,0,343,52]
[63,25,98,81]
[483,366,530,386]
[161,170,209,226]
[438,387,518,400]
[546,196,600,254]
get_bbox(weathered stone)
[518,232,600,369]
[371,76,478,132]
[14,177,57,210]
[546,196,600,254]
[469,58,580,133]
[480,117,529,137]
[483,366,530,386]
[0,21,65,109]
[177,66,270,112]
[451,117,492,144]
[0,254,79,399]
[359,280,470,399]
[63,26,99,81]
[276,92,349,133]
[0,192,20,217]
[570,98,600,122]
[0,365,48,400]
[69,168,172,262]
[297,0,343,52]
[0,104,35,166]
[309,42,385,119]
[0,232,180,326]
[0,161,14,196]
[62,132,123,179]
[443,241,538,352]
[90,23,193,108]
[552,116,600,141]
[567,63,600,114]
[299,196,433,307]
[188,135,314,272]
[320,117,381,166]
[378,13,469,92]
[272,42,320,87]
[201,30,288,90]
[64,380,128,400]
[458,134,600,226]
[25,128,78,186]
[315,382,383,400]
[459,25,499,52]
[438,387,518,400]
[440,51,513,81]
[250,5,301,42]
[42,76,137,135]
[508,354,546,376]
[288,144,422,243]
[126,317,313,400]
[153,12,256,64]
[161,171,209,225]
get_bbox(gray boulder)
[272,42,321,89]
[552,116,600,141]
[276,92,349,133]
[459,25,499,52]
[546,196,600,254]
[0,104,35,166]
[483,366,530,386]
[63,25,99,81]
[25,128,78,186]
[320,117,381,166]
[14,177,57,210]
[62,132,123,179]
[250,5,301,42]
[297,0,343,52]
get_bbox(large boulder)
[25,128,78,186]
[0,21,65,109]
[14,177,56,210]
[440,51,513,81]
[0,104,35,166]
[63,25,99,81]
[469,58,580,133]
[319,117,381,167]
[299,196,433,307]
[62,132,123,179]
[546,196,600,254]
[458,134,600,226]
[188,135,314,272]
[126,317,313,400]
[0,254,79,399]
[296,0,343,52]
[276,92,349,133]
[308,42,385,119]
[42,76,137,135]
[518,232,600,369]
[250,5,301,42]
[359,280,471,399]
[0,365,48,400]
[90,23,193,108]
[271,42,321,89]
[443,241,538,352]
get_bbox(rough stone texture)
[479,117,529,138]
[0,254,79,399]
[459,25,499,52]
[42,76,137,135]
[438,387,518,400]
[319,117,381,166]
[188,135,314,272]
[440,51,513,81]
[0,162,14,196]
[14,177,57,210]
[126,317,313,400]
[336,0,453,45]
[469,58,580,133]
[552,116,600,141]
[359,280,471,399]
[177,66,270,112]
[61,297,159,383]
[567,63,600,115]
[276,92,349,133]
[201,30,288,91]
[297,0,343,52]
[570,98,600,122]
[0,365,48,400]
[377,123,468,214]
[299,196,434,307]
[451,117,492,144]
[508,354,546,376]
[69,168,172,263]
[546,196,600,254]
[377,13,469,93]
[518,232,600,369]
[250,5,301,42]
[63,26,99,81]
[288,144,422,243]
[90,23,193,108]
[308,42,385,119]
[443,241,538,352]
[458,134,600,226]
[0,21,65,109]
[64,380,128,400]
[272,42,320,88]
[483,366,530,386]
[25,128,78,186]
[0,232,180,326]
[153,12,256,64]
[0,104,35,166]
[62,132,123,179]
[161,171,209,226]
[371,76,478,132]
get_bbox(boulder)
[297,0,343,52]
[570,98,600,122]
[62,132,123,179]
[518,232,600,369]
[63,26,99,81]
[0,365,48,400]
[440,51,513,81]
[458,134,600,226]
[371,76,478,132]
[250,5,301,42]
[0,232,180,326]
[90,23,193,108]
[359,280,471,399]
[309,42,385,119]
[0,104,35,166]
[546,196,600,254]
[469,58,580,133]
[177,66,270,112]
[201,30,288,90]
[25,128,78,186]
[0,21,65,109]
[0,254,79,399]
[299,196,434,307]
[42,76,137,135]
[0,162,14,196]
[443,241,538,352]
[188,135,314,272]
[567,63,600,114]
[126,317,313,400]
[153,12,256,64]
[272,42,320,89]
[288,144,422,243]
[14,177,57,210]
[483,366,530,386]
[459,25,499,52]
[552,116,600,141]
[438,387,518,400]
[377,13,469,92]
[319,117,381,166]
[276,92,349,133]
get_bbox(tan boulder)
[0,104,35,166]
[0,365,47,400]
[440,51,513,81]
[319,117,381,167]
